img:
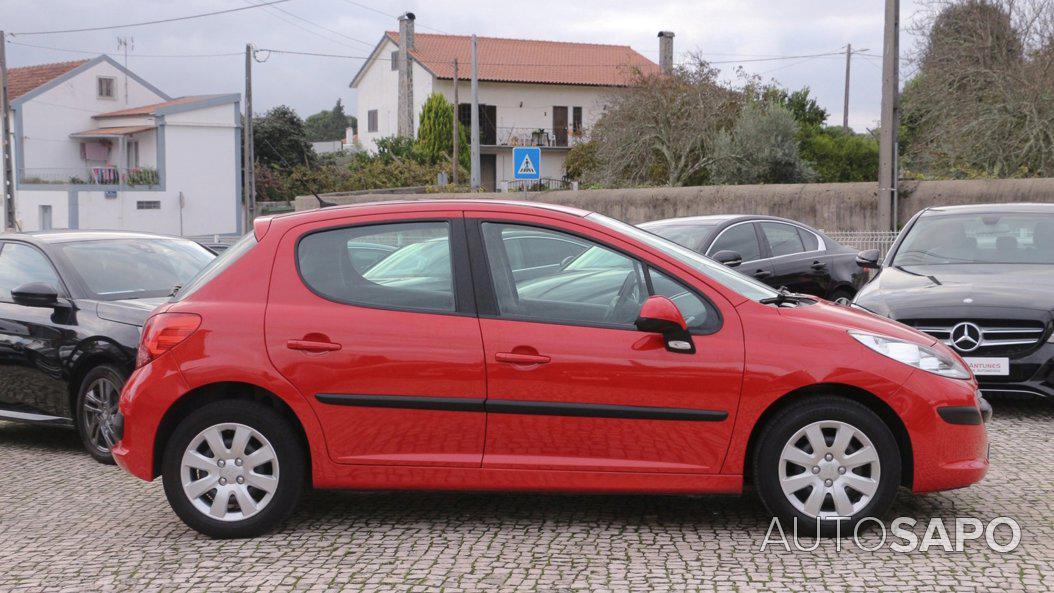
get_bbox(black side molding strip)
[316,394,727,422]
[316,394,485,412]
[937,405,983,426]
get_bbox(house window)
[126,140,140,169]
[367,110,379,133]
[572,106,583,135]
[136,200,161,210]
[97,76,116,99]
[390,50,399,71]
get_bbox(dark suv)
[854,203,1054,399]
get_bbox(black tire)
[829,287,855,305]
[161,400,305,539]
[75,364,126,465]
[753,396,900,537]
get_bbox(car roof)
[0,230,190,244]
[273,199,592,222]
[922,203,1054,215]
[642,214,818,229]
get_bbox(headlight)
[849,331,970,379]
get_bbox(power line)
[245,0,373,48]
[334,0,450,34]
[9,0,293,36]
[7,40,243,59]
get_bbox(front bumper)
[975,341,1054,398]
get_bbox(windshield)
[587,213,779,301]
[59,238,215,300]
[893,212,1054,266]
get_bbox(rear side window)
[0,243,63,301]
[798,228,820,251]
[709,223,761,262]
[298,221,454,313]
[760,222,805,257]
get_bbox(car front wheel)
[76,365,126,465]
[161,400,305,539]
[753,396,901,537]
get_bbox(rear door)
[264,212,487,467]
[471,217,743,474]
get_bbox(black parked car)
[853,203,1054,399]
[640,215,870,301]
[0,231,215,463]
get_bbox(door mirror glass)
[635,295,695,353]
[11,282,59,308]
[856,249,881,269]
[711,250,743,268]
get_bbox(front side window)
[649,269,720,333]
[760,222,805,257]
[709,223,762,262]
[58,238,214,300]
[0,243,63,302]
[298,221,454,313]
[893,212,1054,266]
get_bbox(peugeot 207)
[112,201,989,539]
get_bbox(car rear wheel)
[162,400,305,539]
[76,365,126,465]
[753,396,900,537]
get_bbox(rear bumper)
[112,355,190,481]
[899,372,989,493]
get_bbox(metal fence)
[501,178,578,192]
[823,231,900,255]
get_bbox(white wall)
[355,37,434,152]
[17,60,167,181]
[493,149,569,184]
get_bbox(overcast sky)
[2,0,924,132]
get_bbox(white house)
[1,55,241,236]
[350,15,663,191]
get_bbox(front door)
[264,213,487,467]
[552,106,568,147]
[0,241,75,420]
[471,219,743,474]
[707,222,774,285]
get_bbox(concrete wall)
[294,178,1054,231]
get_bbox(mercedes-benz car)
[0,231,215,463]
[853,203,1054,399]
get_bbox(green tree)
[709,102,816,185]
[415,93,469,170]
[253,105,315,168]
[801,127,879,182]
[304,99,355,142]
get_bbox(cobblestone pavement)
[0,399,1051,593]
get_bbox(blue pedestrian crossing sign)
[513,147,541,180]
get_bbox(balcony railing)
[20,167,160,187]
[494,127,590,148]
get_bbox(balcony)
[494,127,589,148]
[20,167,160,187]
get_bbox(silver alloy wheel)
[82,377,120,454]
[180,423,280,522]
[778,420,881,519]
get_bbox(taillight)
[136,313,201,368]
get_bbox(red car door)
[264,211,487,467]
[470,216,744,474]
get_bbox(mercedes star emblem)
[950,322,983,353]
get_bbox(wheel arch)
[67,346,133,422]
[151,381,313,482]
[742,383,914,488]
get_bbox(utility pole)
[0,31,15,231]
[842,43,852,133]
[878,0,899,232]
[470,34,480,190]
[243,44,256,231]
[452,58,459,186]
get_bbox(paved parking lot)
[0,399,1051,593]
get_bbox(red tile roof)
[8,60,89,100]
[93,95,226,118]
[381,32,658,87]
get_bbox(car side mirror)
[711,250,743,268]
[856,249,881,269]
[635,295,695,354]
[11,282,61,308]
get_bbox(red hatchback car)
[113,201,990,539]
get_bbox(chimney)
[658,31,675,74]
[397,12,416,137]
